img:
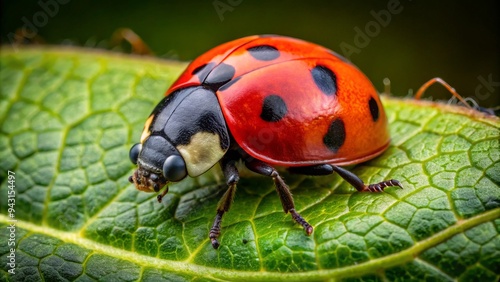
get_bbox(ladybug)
[129,35,402,249]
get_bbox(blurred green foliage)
[1,0,499,106]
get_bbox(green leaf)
[1,47,499,281]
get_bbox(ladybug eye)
[163,155,187,182]
[129,143,142,164]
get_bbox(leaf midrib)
[2,208,498,281]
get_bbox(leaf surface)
[1,47,499,281]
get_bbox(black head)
[128,136,187,193]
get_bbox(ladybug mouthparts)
[128,167,167,193]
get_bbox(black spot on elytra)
[204,63,236,90]
[247,45,280,61]
[311,65,337,96]
[323,119,346,152]
[192,62,216,82]
[260,95,288,122]
[369,97,379,122]
[219,76,241,91]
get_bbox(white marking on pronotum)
[176,132,227,177]
[140,115,154,143]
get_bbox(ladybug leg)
[210,153,240,249]
[288,164,334,175]
[245,159,313,235]
[330,165,403,192]
[289,165,403,192]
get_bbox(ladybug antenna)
[415,77,472,109]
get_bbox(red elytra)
[167,35,390,167]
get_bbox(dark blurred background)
[1,0,499,107]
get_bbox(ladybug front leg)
[210,153,240,249]
[245,159,313,235]
[289,164,403,192]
